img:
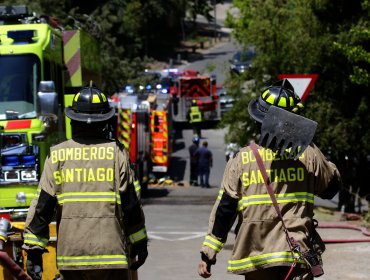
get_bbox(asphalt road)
[139,203,370,280]
[139,25,370,280]
[139,204,237,280]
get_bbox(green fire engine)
[0,5,101,219]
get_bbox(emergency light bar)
[0,5,28,17]
[2,155,19,166]
[0,5,30,24]
[20,155,36,166]
[2,154,37,167]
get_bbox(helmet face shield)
[248,79,302,123]
[65,86,114,123]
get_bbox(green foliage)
[222,0,325,146]
[226,0,370,209]
[225,0,370,158]
[3,0,219,93]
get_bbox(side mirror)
[37,81,58,116]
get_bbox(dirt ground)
[314,208,370,280]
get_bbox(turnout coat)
[23,137,147,271]
[201,143,340,275]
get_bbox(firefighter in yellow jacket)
[188,99,203,138]
[23,85,148,280]
[198,80,341,280]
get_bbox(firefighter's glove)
[130,241,148,270]
[201,252,216,269]
[199,252,216,278]
[26,251,43,280]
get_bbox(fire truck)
[113,90,173,189]
[170,69,220,122]
[114,93,151,193]
[148,93,173,174]
[0,5,102,279]
[0,5,101,218]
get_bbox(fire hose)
[0,251,31,280]
[0,217,31,279]
[318,222,370,243]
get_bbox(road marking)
[148,231,205,241]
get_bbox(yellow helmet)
[248,79,303,123]
[65,85,114,123]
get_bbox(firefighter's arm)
[23,155,57,252]
[23,155,57,280]
[118,146,148,269]
[312,144,342,199]
[319,162,342,199]
[200,157,240,270]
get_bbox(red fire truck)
[170,70,220,122]
[147,94,173,174]
[113,91,173,190]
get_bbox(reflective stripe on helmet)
[262,89,269,98]
[92,92,107,103]
[277,97,287,107]
[265,93,275,105]
[74,93,80,102]
[92,94,101,103]
[292,102,304,113]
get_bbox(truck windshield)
[0,54,40,120]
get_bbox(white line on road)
[148,231,206,241]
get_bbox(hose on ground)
[0,251,31,280]
[318,222,370,243]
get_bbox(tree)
[224,0,370,212]
[222,0,324,141]
[4,0,225,92]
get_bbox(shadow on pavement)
[168,156,187,182]
[173,141,185,153]
[142,188,170,199]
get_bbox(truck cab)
[0,5,100,218]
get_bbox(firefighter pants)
[190,163,198,185]
[244,266,313,280]
[198,166,210,188]
[59,269,130,280]
[191,122,202,138]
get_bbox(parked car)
[218,87,234,116]
[229,46,255,75]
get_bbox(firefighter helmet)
[65,85,114,123]
[248,79,303,123]
[192,99,197,106]
[192,135,200,144]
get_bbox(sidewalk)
[142,184,220,205]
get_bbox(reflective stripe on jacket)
[189,105,202,123]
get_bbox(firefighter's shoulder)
[115,139,126,151]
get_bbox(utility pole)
[213,0,217,41]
